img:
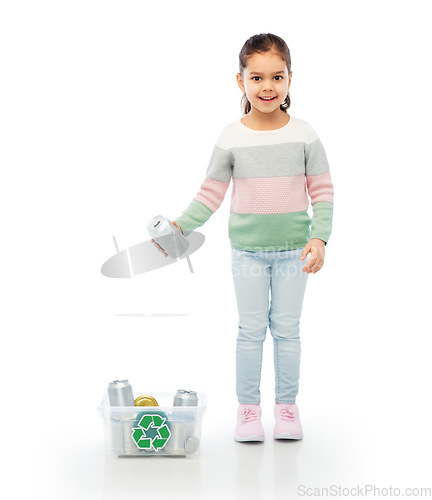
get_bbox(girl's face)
[237,51,292,117]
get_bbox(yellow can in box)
[134,395,159,406]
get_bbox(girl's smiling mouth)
[259,96,276,101]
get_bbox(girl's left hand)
[300,238,326,274]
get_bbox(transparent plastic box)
[98,391,207,458]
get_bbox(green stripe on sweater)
[228,212,311,251]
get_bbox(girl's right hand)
[151,221,183,258]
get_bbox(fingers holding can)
[172,221,183,234]
[151,238,168,257]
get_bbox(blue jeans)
[231,247,310,404]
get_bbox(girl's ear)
[236,73,245,93]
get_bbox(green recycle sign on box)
[131,414,171,451]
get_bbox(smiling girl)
[153,33,334,442]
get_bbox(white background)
[2,1,431,499]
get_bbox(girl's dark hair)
[239,33,292,115]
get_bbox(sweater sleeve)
[175,139,233,237]
[304,124,334,245]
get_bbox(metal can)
[108,380,135,407]
[185,436,200,454]
[147,215,189,259]
[111,413,140,456]
[173,390,198,406]
[164,416,196,456]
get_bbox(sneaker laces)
[280,406,295,422]
[241,408,258,422]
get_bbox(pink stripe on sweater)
[306,172,334,204]
[230,175,309,214]
[193,177,230,212]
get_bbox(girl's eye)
[252,77,261,81]
[274,76,283,80]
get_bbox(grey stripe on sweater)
[205,138,329,183]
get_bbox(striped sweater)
[175,115,334,252]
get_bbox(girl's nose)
[262,79,274,90]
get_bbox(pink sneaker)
[273,403,303,440]
[234,404,265,442]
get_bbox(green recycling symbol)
[131,414,171,451]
